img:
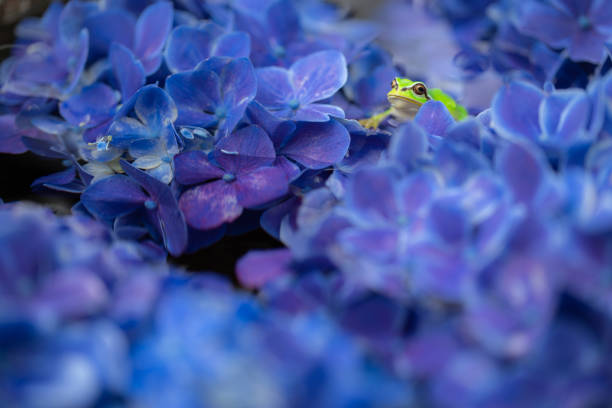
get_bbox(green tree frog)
[359,77,468,129]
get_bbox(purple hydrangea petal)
[340,227,400,261]
[133,1,173,74]
[290,50,348,105]
[236,248,292,289]
[255,66,293,108]
[280,121,350,169]
[275,156,302,181]
[491,81,544,141]
[59,83,119,128]
[110,43,146,102]
[414,100,455,137]
[340,295,403,339]
[174,150,224,185]
[81,175,148,220]
[37,271,109,319]
[214,125,276,174]
[234,166,289,208]
[566,29,608,64]
[179,180,242,230]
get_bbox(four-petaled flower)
[175,125,289,230]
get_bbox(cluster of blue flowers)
[2,0,612,406]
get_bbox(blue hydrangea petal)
[260,196,299,240]
[31,166,77,190]
[179,180,242,230]
[339,295,403,340]
[0,114,26,154]
[166,68,221,127]
[280,121,350,169]
[217,58,257,136]
[120,160,188,255]
[81,175,148,220]
[428,196,469,245]
[591,0,612,34]
[236,249,292,289]
[255,66,293,108]
[165,25,217,73]
[60,83,118,128]
[414,100,455,137]
[84,9,135,57]
[346,167,399,223]
[496,139,547,206]
[398,171,439,215]
[109,42,145,103]
[293,104,345,121]
[108,117,150,148]
[214,125,276,174]
[445,118,486,150]
[515,2,575,49]
[388,121,428,169]
[133,1,173,74]
[491,81,543,141]
[291,50,347,105]
[213,31,251,59]
[174,150,225,185]
[433,142,489,187]
[539,89,590,145]
[134,86,178,130]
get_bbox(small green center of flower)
[272,44,286,58]
[288,99,300,110]
[578,15,591,30]
[223,173,236,182]
[144,200,157,210]
[215,106,227,119]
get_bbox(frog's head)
[387,77,431,108]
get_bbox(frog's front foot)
[358,117,381,129]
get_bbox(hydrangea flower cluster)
[0,203,408,407]
[2,0,612,406]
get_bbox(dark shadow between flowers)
[171,228,283,284]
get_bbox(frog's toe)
[358,118,379,129]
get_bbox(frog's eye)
[413,83,427,96]
[391,79,398,89]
